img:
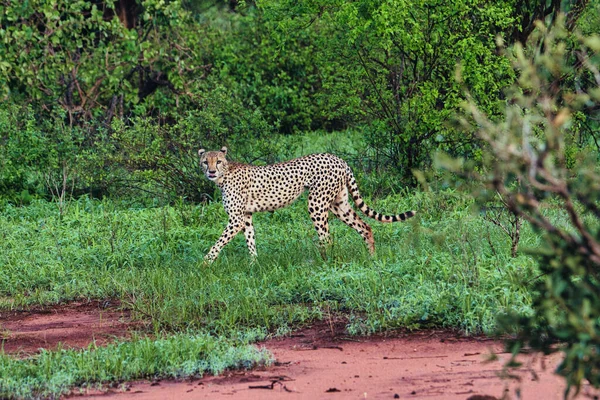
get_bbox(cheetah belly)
[245,171,308,213]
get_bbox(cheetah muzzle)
[198,146,416,262]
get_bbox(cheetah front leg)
[204,214,244,263]
[242,213,257,259]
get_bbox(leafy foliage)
[0,0,212,123]
[208,7,324,133]
[457,18,600,394]
[260,0,518,183]
[0,103,84,202]
[0,87,281,202]
[2,0,597,201]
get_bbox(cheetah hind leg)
[308,192,333,259]
[330,186,375,255]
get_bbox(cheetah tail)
[345,166,416,223]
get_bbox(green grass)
[0,332,271,399]
[0,188,558,398]
[0,190,540,334]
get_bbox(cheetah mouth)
[207,174,217,180]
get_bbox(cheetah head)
[198,146,228,182]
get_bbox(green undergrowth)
[0,189,555,397]
[0,332,271,399]
[0,190,543,334]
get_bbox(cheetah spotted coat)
[199,147,416,262]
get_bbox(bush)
[107,86,281,202]
[0,86,285,203]
[0,0,214,124]
[260,0,519,182]
[455,18,600,394]
[0,103,85,202]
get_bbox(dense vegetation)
[1,0,600,397]
[457,20,600,392]
[3,0,597,202]
[1,188,542,398]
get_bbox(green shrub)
[456,18,600,394]
[0,87,284,202]
[0,0,214,123]
[0,103,84,202]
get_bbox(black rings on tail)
[346,166,416,222]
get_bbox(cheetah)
[199,146,416,262]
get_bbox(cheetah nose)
[208,170,216,174]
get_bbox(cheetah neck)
[215,162,245,188]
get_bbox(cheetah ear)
[220,146,228,155]
[198,148,206,157]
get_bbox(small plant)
[481,192,522,258]
[45,161,74,221]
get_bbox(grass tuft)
[0,333,271,400]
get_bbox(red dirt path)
[1,303,598,399]
[0,300,133,355]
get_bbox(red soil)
[0,300,133,355]
[1,303,598,399]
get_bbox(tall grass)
[0,190,543,334]
[0,188,562,397]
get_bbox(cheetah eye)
[202,161,208,165]
[216,160,222,165]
